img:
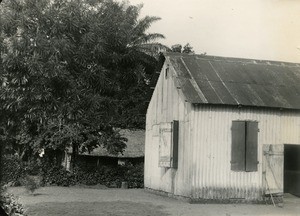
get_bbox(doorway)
[284,144,300,197]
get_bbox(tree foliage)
[182,43,194,54]
[171,43,194,54]
[0,0,164,160]
[171,44,182,53]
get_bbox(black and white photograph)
[1,0,300,215]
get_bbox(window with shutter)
[231,121,258,172]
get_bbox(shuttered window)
[231,121,258,172]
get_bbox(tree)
[171,43,194,54]
[171,44,182,53]
[182,43,194,54]
[0,0,164,164]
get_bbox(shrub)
[1,155,25,185]
[41,165,76,187]
[1,156,43,187]
[25,159,42,176]
[23,175,40,194]
[2,155,144,189]
[125,163,144,188]
[0,185,27,216]
[40,162,144,188]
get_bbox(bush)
[23,175,40,194]
[1,155,25,185]
[1,156,43,186]
[125,163,144,188]
[2,155,144,189]
[40,162,144,188]
[25,159,42,176]
[41,165,76,187]
[0,185,27,216]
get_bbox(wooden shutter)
[246,121,258,172]
[231,121,246,171]
[171,120,179,168]
[159,121,179,168]
[159,122,173,167]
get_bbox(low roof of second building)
[80,129,145,158]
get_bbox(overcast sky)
[127,0,300,63]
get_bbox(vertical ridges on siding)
[145,61,193,196]
[146,62,300,201]
[189,105,300,200]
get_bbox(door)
[284,144,300,197]
[263,144,284,195]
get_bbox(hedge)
[1,155,144,188]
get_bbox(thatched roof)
[81,129,145,158]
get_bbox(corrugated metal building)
[145,52,300,202]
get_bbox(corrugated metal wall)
[145,59,193,197]
[190,105,300,200]
[145,59,300,200]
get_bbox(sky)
[126,0,300,63]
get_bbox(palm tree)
[0,0,166,164]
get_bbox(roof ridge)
[196,56,300,67]
[164,52,300,67]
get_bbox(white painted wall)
[145,60,300,200]
[190,105,300,199]
[145,59,193,196]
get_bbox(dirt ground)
[8,186,300,216]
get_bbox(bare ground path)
[8,187,300,216]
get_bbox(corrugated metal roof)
[165,52,300,109]
[81,129,145,158]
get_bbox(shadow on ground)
[25,201,169,216]
[9,187,300,216]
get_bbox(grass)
[25,201,169,216]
